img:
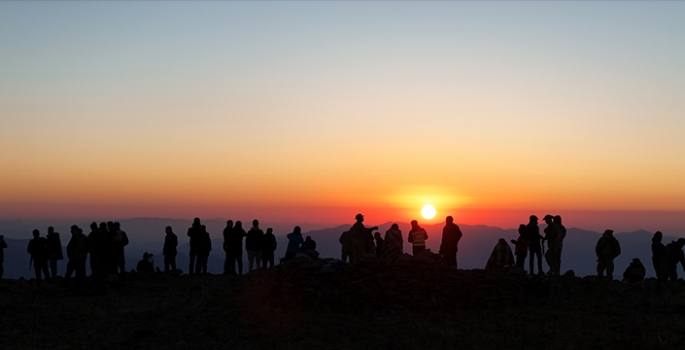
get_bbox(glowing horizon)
[1,2,684,233]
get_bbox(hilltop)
[2,252,685,350]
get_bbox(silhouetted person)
[661,238,685,282]
[285,226,304,261]
[0,235,7,279]
[543,215,561,276]
[187,218,203,274]
[111,222,129,275]
[195,225,212,274]
[136,252,155,273]
[262,228,277,268]
[382,224,403,262]
[511,224,528,270]
[408,220,428,257]
[27,229,49,284]
[227,221,247,274]
[651,231,666,280]
[553,215,567,273]
[350,214,378,263]
[163,226,178,272]
[222,220,234,274]
[65,225,88,286]
[486,238,514,271]
[526,215,544,275]
[46,226,64,279]
[339,230,353,263]
[302,235,317,252]
[596,229,621,279]
[246,219,264,272]
[623,258,646,283]
[87,222,107,280]
[440,216,462,269]
[374,232,384,258]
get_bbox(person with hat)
[595,229,621,279]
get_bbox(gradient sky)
[1,2,684,231]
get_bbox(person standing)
[65,225,88,286]
[651,231,666,280]
[163,226,178,272]
[595,229,621,279]
[228,221,247,275]
[222,220,234,274]
[661,238,685,282]
[553,215,567,274]
[195,225,212,274]
[350,214,378,263]
[111,222,129,275]
[262,228,277,268]
[187,218,203,274]
[27,229,50,284]
[285,226,304,261]
[87,222,107,280]
[245,220,264,272]
[408,220,428,256]
[46,226,64,279]
[511,224,529,271]
[440,216,462,269]
[526,215,544,275]
[339,229,353,263]
[542,215,560,276]
[374,232,384,258]
[382,224,403,262]
[0,234,7,279]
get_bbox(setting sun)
[421,204,436,219]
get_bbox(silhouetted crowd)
[2,213,685,288]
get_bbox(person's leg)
[607,259,615,280]
[237,250,244,275]
[189,254,196,275]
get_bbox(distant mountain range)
[0,218,677,279]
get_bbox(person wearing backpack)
[27,229,50,284]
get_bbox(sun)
[421,204,436,219]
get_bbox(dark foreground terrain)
[2,253,685,350]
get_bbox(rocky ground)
[2,252,685,350]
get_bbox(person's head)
[32,229,40,238]
[235,221,243,229]
[446,216,454,224]
[165,226,172,234]
[70,225,80,235]
[252,219,259,227]
[653,231,663,243]
[677,238,685,247]
[193,217,201,225]
[90,222,98,231]
[226,220,233,228]
[518,224,526,235]
[355,213,364,223]
[305,235,311,241]
[390,223,399,230]
[529,215,538,224]
[48,226,54,234]
[410,220,418,228]
[553,215,562,224]
[114,222,120,230]
[143,252,149,260]
[632,258,642,265]
[294,226,301,234]
[543,215,554,224]
[99,222,108,232]
[266,228,273,234]
[603,229,614,237]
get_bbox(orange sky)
[1,2,684,232]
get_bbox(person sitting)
[485,238,514,272]
[301,236,317,252]
[136,252,155,273]
[623,258,646,283]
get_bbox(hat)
[355,213,364,220]
[603,229,614,236]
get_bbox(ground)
[2,256,685,350]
